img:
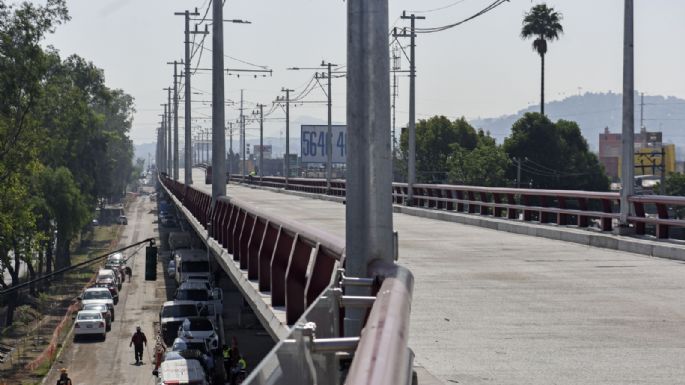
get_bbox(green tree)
[659,173,685,196]
[400,116,478,183]
[448,132,511,187]
[36,166,89,269]
[657,173,685,219]
[0,0,69,182]
[503,113,609,190]
[521,3,563,116]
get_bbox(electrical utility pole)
[156,126,161,172]
[344,0,395,342]
[211,0,226,202]
[394,11,425,206]
[619,0,634,231]
[175,8,202,184]
[158,116,163,174]
[322,61,337,193]
[639,92,645,133]
[228,122,233,175]
[240,90,246,177]
[256,104,264,182]
[204,129,210,163]
[277,88,294,186]
[160,112,167,174]
[167,61,181,180]
[513,157,522,188]
[391,44,401,161]
[289,62,340,190]
[164,87,173,177]
[161,106,168,175]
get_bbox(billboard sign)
[253,145,273,159]
[300,125,347,164]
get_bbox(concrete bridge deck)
[187,169,685,384]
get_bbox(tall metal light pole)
[278,88,293,186]
[161,107,168,175]
[211,0,226,201]
[204,129,210,163]
[228,122,233,174]
[166,61,181,180]
[255,104,265,182]
[240,90,246,177]
[175,8,202,184]
[345,0,394,336]
[322,61,337,193]
[619,0,634,231]
[164,87,173,177]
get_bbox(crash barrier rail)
[245,261,414,385]
[161,175,415,385]
[230,175,685,239]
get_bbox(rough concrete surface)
[185,169,685,385]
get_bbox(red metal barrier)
[258,222,279,292]
[161,176,347,324]
[271,229,294,307]
[228,175,685,240]
[239,214,255,270]
[285,234,313,324]
[247,217,267,280]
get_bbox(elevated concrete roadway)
[187,169,685,384]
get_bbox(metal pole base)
[613,224,635,236]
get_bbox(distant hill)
[469,92,684,158]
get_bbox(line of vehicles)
[153,202,238,385]
[74,252,130,340]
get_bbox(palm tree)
[521,4,563,116]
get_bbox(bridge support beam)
[345,0,394,336]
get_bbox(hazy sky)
[42,0,685,146]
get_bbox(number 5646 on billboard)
[300,125,347,164]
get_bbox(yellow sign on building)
[617,144,676,178]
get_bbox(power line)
[415,0,509,34]
[191,41,270,70]
[409,0,470,14]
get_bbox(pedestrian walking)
[129,326,147,364]
[56,368,73,385]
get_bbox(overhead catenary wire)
[191,41,270,70]
[409,0,471,14]
[415,0,510,34]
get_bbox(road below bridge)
[189,169,685,384]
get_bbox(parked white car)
[154,357,208,385]
[74,310,106,340]
[97,268,121,290]
[80,287,115,321]
[177,317,220,352]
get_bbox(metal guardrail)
[160,175,415,385]
[230,175,685,239]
